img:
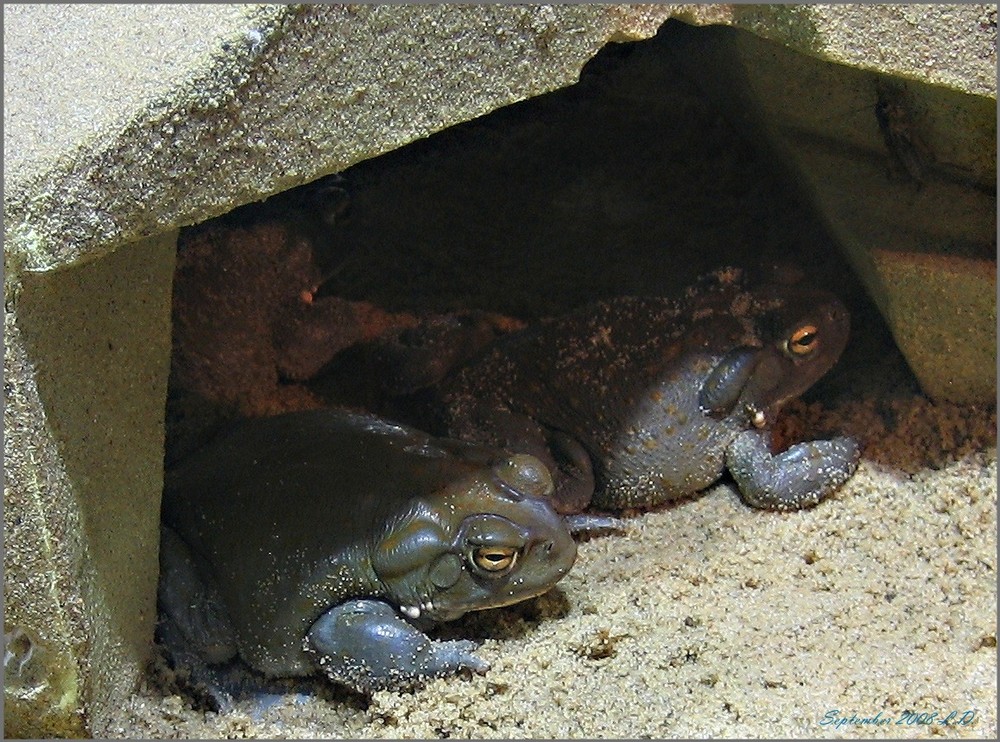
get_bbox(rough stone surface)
[4,233,177,737]
[4,316,89,738]
[869,250,996,403]
[725,3,997,96]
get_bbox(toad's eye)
[786,324,819,356]
[472,546,518,573]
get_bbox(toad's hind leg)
[725,429,860,511]
[158,526,238,665]
[158,525,262,712]
[306,599,489,694]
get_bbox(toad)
[429,267,860,513]
[158,409,608,707]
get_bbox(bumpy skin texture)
[159,409,578,699]
[432,268,860,512]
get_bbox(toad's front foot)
[306,599,489,695]
[725,430,860,511]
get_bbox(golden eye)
[472,546,518,573]
[786,324,819,356]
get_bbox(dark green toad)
[158,409,606,707]
[430,267,860,513]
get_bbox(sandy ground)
[113,329,997,738]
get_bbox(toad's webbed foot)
[564,513,628,537]
[725,429,859,511]
[306,599,489,695]
[155,620,321,718]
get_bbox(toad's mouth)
[398,599,465,623]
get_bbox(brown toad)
[426,267,859,513]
